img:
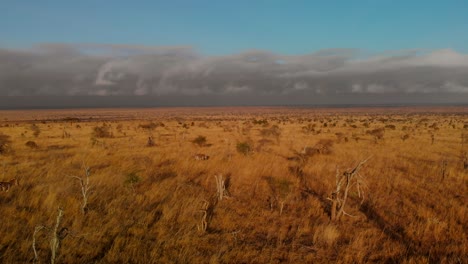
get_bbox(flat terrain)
[0,107,467,263]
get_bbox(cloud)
[0,43,468,105]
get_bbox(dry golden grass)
[0,107,467,263]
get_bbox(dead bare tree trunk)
[50,208,64,264]
[32,226,45,264]
[215,174,227,201]
[197,200,209,233]
[32,208,70,264]
[69,165,91,214]
[330,157,370,222]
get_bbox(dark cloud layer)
[0,43,467,106]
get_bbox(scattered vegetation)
[367,127,385,143]
[30,124,41,137]
[192,135,207,147]
[92,124,113,138]
[124,172,141,187]
[139,122,164,130]
[0,132,12,154]
[252,119,269,126]
[236,141,252,155]
[146,136,155,147]
[0,107,467,263]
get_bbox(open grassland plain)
[0,107,467,264]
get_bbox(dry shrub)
[146,136,155,147]
[192,135,207,147]
[335,132,346,143]
[92,125,113,138]
[252,119,269,126]
[139,122,163,130]
[302,123,316,134]
[124,172,141,188]
[367,128,385,142]
[30,124,41,137]
[264,176,292,200]
[401,134,410,141]
[260,125,281,138]
[256,138,273,152]
[147,168,177,184]
[25,140,38,149]
[314,139,334,155]
[0,132,12,154]
[236,141,252,155]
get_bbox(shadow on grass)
[360,200,446,263]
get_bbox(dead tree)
[32,208,67,264]
[69,165,91,214]
[32,226,45,264]
[215,174,228,201]
[330,157,371,222]
[50,208,64,264]
[197,200,209,233]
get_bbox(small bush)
[0,133,12,154]
[335,132,345,142]
[147,136,155,147]
[236,142,252,155]
[25,141,38,149]
[139,122,159,130]
[266,177,292,199]
[314,139,334,154]
[302,124,315,134]
[92,125,113,138]
[260,125,281,138]
[124,172,141,186]
[192,135,207,147]
[252,119,269,126]
[401,134,410,141]
[30,124,41,137]
[367,128,385,142]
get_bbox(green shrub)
[124,172,141,186]
[236,142,251,155]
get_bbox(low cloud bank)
[1,43,467,105]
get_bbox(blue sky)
[1,0,468,55]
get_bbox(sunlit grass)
[0,107,466,263]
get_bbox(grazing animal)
[194,154,210,160]
[0,178,18,192]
